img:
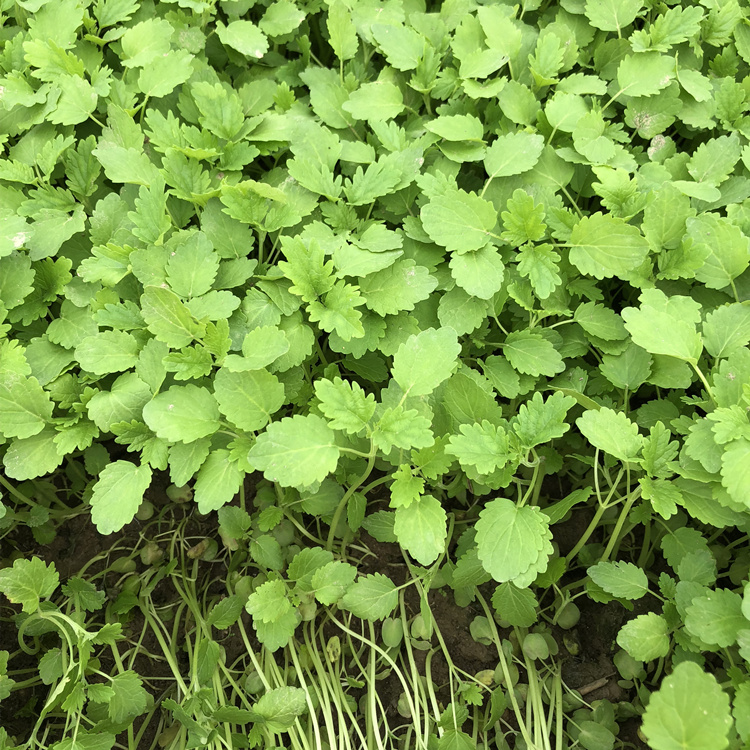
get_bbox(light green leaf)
[327,1,358,61]
[475,498,552,585]
[166,234,219,298]
[588,561,649,599]
[449,245,505,300]
[254,687,307,732]
[491,582,538,628]
[585,0,643,32]
[616,613,669,661]
[392,327,460,396]
[0,376,53,439]
[311,561,357,605]
[120,18,173,67]
[503,331,564,377]
[421,189,497,252]
[617,52,675,97]
[576,407,644,461]
[484,132,544,179]
[75,331,139,375]
[340,573,398,621]
[216,19,269,59]
[642,662,731,750]
[342,81,404,121]
[214,368,285,432]
[194,449,244,514]
[0,557,59,613]
[90,461,152,535]
[249,414,340,488]
[514,391,575,449]
[393,494,447,566]
[702,304,750,359]
[568,213,649,279]
[621,288,703,362]
[314,377,376,434]
[721,439,750,509]
[446,420,510,474]
[140,286,205,348]
[142,385,221,443]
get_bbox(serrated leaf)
[577,407,644,461]
[314,377,376,434]
[568,213,649,279]
[90,461,152,535]
[340,573,398,621]
[392,327,460,396]
[588,561,649,599]
[143,385,221,443]
[475,498,551,585]
[0,557,59,613]
[249,414,340,488]
[393,494,447,566]
[642,662,731,750]
[421,189,497,253]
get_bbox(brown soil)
[1,484,647,750]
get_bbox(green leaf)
[503,331,564,377]
[140,286,205,348]
[108,671,149,724]
[327,1,358,61]
[249,414,340,488]
[391,327,460,396]
[216,20,269,59]
[616,613,669,661]
[75,331,139,375]
[142,385,221,443]
[449,245,505,300]
[446,420,510,474]
[213,368,285,432]
[588,561,649,599]
[393,494,447,566]
[340,573,398,621]
[491,582,538,627]
[90,461,152,535]
[585,0,643,32]
[311,561,357,605]
[421,189,497,252]
[484,132,544,178]
[342,81,404,121]
[0,376,54,439]
[568,213,649,279]
[475,498,552,585]
[517,244,561,300]
[254,687,307,732]
[621,289,703,362]
[208,596,244,630]
[576,407,644,462]
[514,391,575,449]
[0,557,59,613]
[314,377,376,434]
[642,662,731,750]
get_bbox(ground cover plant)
[1,0,750,747]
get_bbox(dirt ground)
[1,474,647,749]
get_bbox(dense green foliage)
[2,0,750,747]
